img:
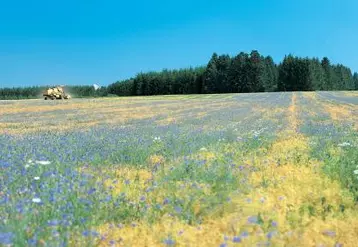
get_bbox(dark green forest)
[1,50,357,100]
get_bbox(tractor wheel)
[44,97,48,100]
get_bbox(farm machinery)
[43,86,71,100]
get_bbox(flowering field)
[1,91,358,247]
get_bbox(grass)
[0,91,358,246]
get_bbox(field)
[1,91,358,247]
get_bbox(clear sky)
[0,0,357,88]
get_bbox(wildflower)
[28,159,33,164]
[338,142,351,147]
[232,236,241,243]
[34,176,40,180]
[28,236,37,246]
[267,231,277,239]
[25,164,30,168]
[32,198,41,203]
[200,147,208,151]
[153,136,161,142]
[48,219,60,226]
[82,230,90,237]
[175,206,182,213]
[220,243,227,247]
[82,230,99,237]
[240,231,249,238]
[353,167,358,175]
[163,238,175,246]
[247,215,258,224]
[322,230,336,237]
[163,198,170,205]
[0,232,14,245]
[35,160,51,165]
[271,221,278,227]
[87,188,96,195]
[52,230,60,237]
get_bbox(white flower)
[27,159,33,164]
[25,164,30,169]
[34,176,40,180]
[353,170,358,175]
[200,147,207,152]
[153,137,161,142]
[35,160,51,165]
[338,142,351,147]
[32,198,41,203]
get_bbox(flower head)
[247,215,258,224]
[32,198,42,203]
[163,238,175,246]
[232,236,241,243]
[35,160,51,165]
[0,232,14,245]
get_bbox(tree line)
[0,85,108,100]
[108,50,358,96]
[1,50,357,100]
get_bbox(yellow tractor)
[43,86,71,100]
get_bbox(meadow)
[0,91,358,247]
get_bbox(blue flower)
[247,215,258,224]
[163,198,170,205]
[266,231,277,239]
[48,219,60,226]
[164,238,175,246]
[174,206,182,213]
[87,188,96,195]
[232,236,241,243]
[27,236,37,246]
[0,232,14,245]
[82,230,99,237]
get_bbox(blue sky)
[0,0,357,88]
